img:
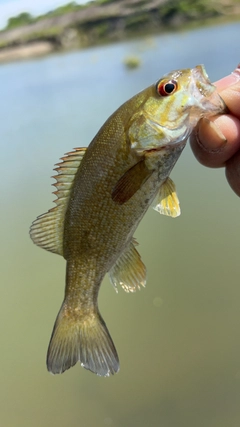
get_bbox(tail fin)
[47,303,119,376]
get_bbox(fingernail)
[196,117,227,152]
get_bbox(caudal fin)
[47,303,119,376]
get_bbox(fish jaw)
[128,65,226,153]
[186,65,227,121]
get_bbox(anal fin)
[109,240,146,293]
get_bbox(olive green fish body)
[64,120,184,272]
[30,65,226,376]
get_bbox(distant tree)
[49,2,80,17]
[7,12,33,29]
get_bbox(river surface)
[1,21,240,427]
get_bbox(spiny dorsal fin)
[109,239,146,293]
[30,148,86,255]
[153,177,180,218]
[112,160,152,205]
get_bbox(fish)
[30,65,226,377]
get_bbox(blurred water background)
[1,21,240,427]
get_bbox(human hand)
[190,64,240,196]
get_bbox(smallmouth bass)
[30,65,226,376]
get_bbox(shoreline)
[0,0,239,65]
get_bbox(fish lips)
[191,65,228,115]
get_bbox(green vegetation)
[7,12,33,29]
[123,55,141,69]
[160,0,218,23]
[20,27,63,43]
[0,0,239,62]
[42,2,84,18]
[96,0,119,4]
[5,2,86,30]
[125,13,151,31]
[4,0,239,32]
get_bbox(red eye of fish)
[157,79,178,96]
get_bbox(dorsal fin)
[30,148,86,255]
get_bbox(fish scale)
[30,65,226,376]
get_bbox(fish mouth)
[191,65,227,115]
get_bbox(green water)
[1,22,240,427]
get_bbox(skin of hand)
[190,64,240,196]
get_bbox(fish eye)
[157,79,178,96]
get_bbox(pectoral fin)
[153,177,181,218]
[109,240,146,293]
[112,160,152,205]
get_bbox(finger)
[190,64,240,168]
[226,150,240,197]
[218,83,240,119]
[214,63,240,93]
[190,114,240,168]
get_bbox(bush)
[7,12,33,29]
